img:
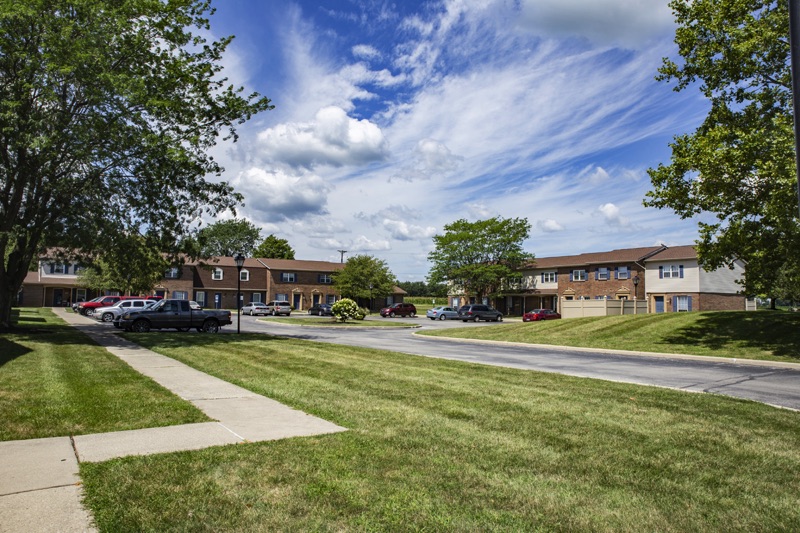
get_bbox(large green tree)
[253,234,295,259]
[198,219,262,257]
[77,235,170,295]
[333,255,396,302]
[645,0,799,297]
[0,0,271,327]
[427,217,533,300]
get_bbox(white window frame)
[617,266,629,280]
[573,270,587,281]
[52,263,66,274]
[597,267,609,281]
[327,295,337,304]
[173,291,189,300]
[281,272,296,283]
[240,269,249,282]
[212,268,223,281]
[165,267,180,279]
[542,272,557,283]
[195,291,206,307]
[318,273,332,284]
[276,293,288,301]
[251,293,262,303]
[663,265,681,279]
[676,295,690,311]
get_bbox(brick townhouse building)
[453,245,748,316]
[19,254,407,311]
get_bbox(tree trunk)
[770,296,777,310]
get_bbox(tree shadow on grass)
[0,338,32,368]
[660,312,800,361]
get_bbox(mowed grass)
[0,308,209,440]
[81,332,800,531]
[419,311,800,363]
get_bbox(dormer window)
[239,269,249,282]
[212,268,223,281]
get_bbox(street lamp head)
[234,253,245,269]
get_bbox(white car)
[93,299,154,322]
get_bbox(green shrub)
[331,298,360,322]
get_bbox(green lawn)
[419,311,800,363]
[0,308,209,441]
[80,332,800,531]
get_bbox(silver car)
[241,302,269,316]
[426,306,459,320]
[264,300,292,316]
[94,299,154,323]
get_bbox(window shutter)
[569,271,574,282]
[659,266,663,279]
[671,296,676,312]
[687,296,692,311]
[541,273,545,283]
[49,263,54,274]
[594,269,599,280]
[679,265,684,278]
[64,265,70,274]
[614,267,618,280]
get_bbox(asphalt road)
[232,314,800,411]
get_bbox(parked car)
[241,302,269,316]
[522,309,561,322]
[264,300,292,316]
[426,306,459,320]
[94,299,153,323]
[78,295,122,315]
[115,299,232,332]
[458,304,503,322]
[308,303,333,316]
[380,302,417,318]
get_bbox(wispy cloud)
[208,0,704,278]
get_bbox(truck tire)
[131,319,151,333]
[201,319,220,333]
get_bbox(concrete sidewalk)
[0,309,346,532]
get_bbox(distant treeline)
[397,281,448,297]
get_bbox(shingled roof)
[527,245,667,269]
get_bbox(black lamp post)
[234,253,245,334]
[633,274,640,300]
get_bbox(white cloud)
[255,106,388,169]
[232,167,330,222]
[598,203,630,227]
[352,44,381,60]
[355,206,437,241]
[537,219,565,233]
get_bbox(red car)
[522,309,561,322]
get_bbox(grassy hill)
[419,311,800,363]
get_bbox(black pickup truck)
[115,299,232,333]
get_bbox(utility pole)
[337,249,347,263]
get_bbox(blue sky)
[204,0,709,281]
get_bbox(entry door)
[53,289,63,306]
[293,293,301,310]
[654,296,665,313]
[313,294,321,306]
